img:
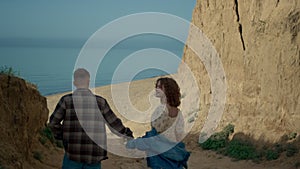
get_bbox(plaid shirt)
[49,88,133,164]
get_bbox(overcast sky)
[0,0,196,42]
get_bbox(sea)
[0,35,184,96]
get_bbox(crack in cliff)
[276,0,280,7]
[234,0,240,22]
[238,24,246,50]
[234,0,246,51]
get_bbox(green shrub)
[263,143,286,161]
[266,149,280,160]
[223,124,234,136]
[199,124,299,162]
[39,136,48,145]
[273,143,284,154]
[286,144,299,157]
[288,132,297,140]
[33,151,43,162]
[224,139,260,160]
[40,126,64,148]
[200,124,234,151]
[200,136,227,151]
[55,140,64,148]
[40,126,55,143]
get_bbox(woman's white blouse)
[151,104,185,142]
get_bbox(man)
[49,68,133,169]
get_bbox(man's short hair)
[74,68,90,81]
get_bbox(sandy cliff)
[180,0,300,142]
[0,75,49,169]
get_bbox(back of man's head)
[73,68,90,88]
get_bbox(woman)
[152,77,185,142]
[126,77,190,169]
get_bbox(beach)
[46,76,299,169]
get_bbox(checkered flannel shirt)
[49,88,133,164]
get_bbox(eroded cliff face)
[180,0,300,142]
[0,75,49,168]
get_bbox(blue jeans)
[62,154,101,169]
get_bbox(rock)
[180,0,300,142]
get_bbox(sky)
[0,0,197,95]
[0,0,196,47]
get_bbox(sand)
[46,76,299,169]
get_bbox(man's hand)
[124,127,134,138]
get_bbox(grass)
[199,124,299,162]
[0,66,19,77]
[39,126,64,148]
[0,65,38,90]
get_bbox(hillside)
[0,74,63,169]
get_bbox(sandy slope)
[46,77,299,169]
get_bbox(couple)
[49,68,190,169]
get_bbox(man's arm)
[98,98,133,138]
[48,97,66,140]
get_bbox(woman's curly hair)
[155,77,181,107]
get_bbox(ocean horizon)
[0,35,184,96]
